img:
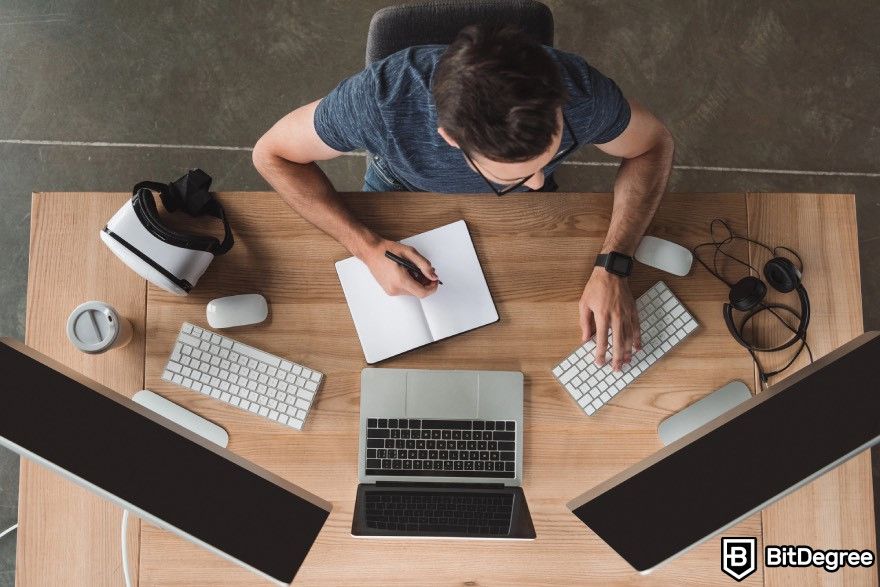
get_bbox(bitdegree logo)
[765,545,875,573]
[721,537,757,581]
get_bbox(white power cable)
[121,510,132,587]
[0,523,17,541]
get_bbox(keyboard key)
[422,419,471,430]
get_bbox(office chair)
[365,0,554,65]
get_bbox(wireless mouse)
[635,235,693,276]
[206,293,269,329]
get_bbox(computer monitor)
[0,338,330,586]
[567,331,880,574]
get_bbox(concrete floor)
[0,1,878,583]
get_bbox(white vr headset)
[100,169,234,295]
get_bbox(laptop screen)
[0,341,329,584]
[569,333,880,572]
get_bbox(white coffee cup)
[66,301,133,354]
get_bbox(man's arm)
[579,99,675,370]
[252,100,438,297]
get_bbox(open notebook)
[336,220,498,363]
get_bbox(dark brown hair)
[432,25,567,162]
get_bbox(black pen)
[385,251,442,285]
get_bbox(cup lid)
[67,301,120,353]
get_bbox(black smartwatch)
[595,251,633,277]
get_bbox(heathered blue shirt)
[314,46,630,193]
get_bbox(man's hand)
[360,239,440,298]
[579,268,642,371]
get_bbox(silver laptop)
[352,368,535,539]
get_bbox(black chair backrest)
[365,0,554,65]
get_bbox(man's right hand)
[360,239,439,298]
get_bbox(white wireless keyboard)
[552,281,698,416]
[161,322,324,430]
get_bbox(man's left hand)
[578,268,642,370]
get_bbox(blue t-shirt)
[314,46,630,193]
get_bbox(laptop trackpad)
[405,371,478,419]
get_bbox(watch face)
[608,253,633,275]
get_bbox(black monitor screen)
[570,333,880,572]
[0,341,329,584]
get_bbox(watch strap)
[595,251,633,277]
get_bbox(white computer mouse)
[206,293,269,329]
[634,235,693,276]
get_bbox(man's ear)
[437,127,459,149]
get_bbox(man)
[252,25,674,371]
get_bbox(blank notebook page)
[335,257,433,363]
[402,220,498,341]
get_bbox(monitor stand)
[657,380,752,446]
[132,389,229,448]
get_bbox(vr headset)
[100,169,233,295]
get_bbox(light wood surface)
[20,193,144,587]
[139,192,761,586]
[745,193,875,587]
[17,191,873,586]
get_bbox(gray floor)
[0,1,878,583]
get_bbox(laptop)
[352,368,535,539]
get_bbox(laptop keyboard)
[365,491,513,535]
[365,418,516,479]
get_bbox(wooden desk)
[19,192,874,586]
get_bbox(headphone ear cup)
[764,257,801,293]
[729,276,766,311]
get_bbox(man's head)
[432,25,568,188]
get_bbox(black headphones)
[693,219,812,385]
[131,168,233,254]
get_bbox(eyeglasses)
[463,115,578,196]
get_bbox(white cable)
[0,523,17,541]
[121,510,132,587]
